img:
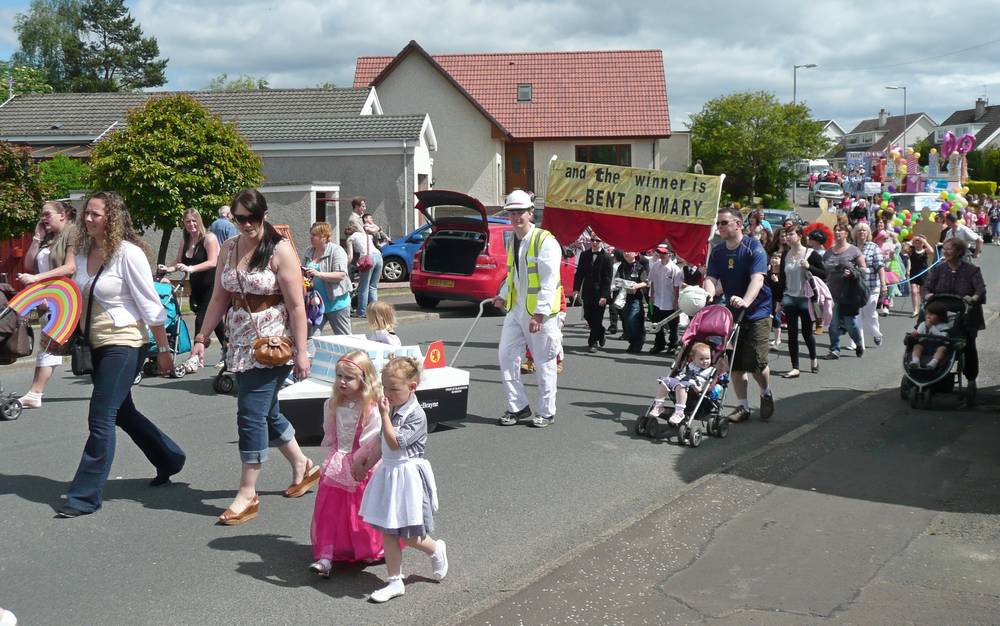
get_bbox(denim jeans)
[828,302,863,354]
[356,252,382,317]
[66,345,186,513]
[621,297,646,351]
[235,364,296,463]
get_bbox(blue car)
[379,223,431,282]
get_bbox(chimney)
[877,108,888,129]
[975,97,987,121]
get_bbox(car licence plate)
[427,279,454,288]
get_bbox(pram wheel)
[213,373,235,394]
[1,399,22,421]
[716,416,729,438]
[133,372,143,386]
[899,376,912,401]
[909,388,931,410]
[142,361,158,376]
[635,414,652,437]
[172,364,187,379]
[687,427,703,448]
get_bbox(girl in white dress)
[366,300,401,347]
[357,356,448,603]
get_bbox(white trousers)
[499,309,561,417]
[857,291,882,348]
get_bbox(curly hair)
[383,355,422,385]
[75,191,149,257]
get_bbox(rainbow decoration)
[6,277,83,345]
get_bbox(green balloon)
[882,191,891,200]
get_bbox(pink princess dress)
[310,400,383,563]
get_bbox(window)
[517,84,532,102]
[575,144,631,166]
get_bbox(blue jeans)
[66,345,186,513]
[621,297,646,351]
[356,253,382,317]
[235,365,296,463]
[828,302,863,354]
[992,221,1000,239]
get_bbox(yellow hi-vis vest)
[506,227,563,315]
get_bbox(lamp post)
[885,85,907,150]
[793,63,817,104]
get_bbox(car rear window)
[817,183,840,191]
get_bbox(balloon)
[888,185,896,193]
[914,152,921,160]
[906,147,914,155]
[930,148,937,154]
[941,131,957,158]
[882,191,891,200]
[894,226,902,233]
[939,191,949,200]
[904,219,911,227]
[948,192,956,200]
[957,133,977,155]
[962,186,969,194]
[881,201,888,209]
[900,228,910,238]
[888,202,895,209]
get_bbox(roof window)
[517,84,532,103]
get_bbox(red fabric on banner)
[542,207,713,266]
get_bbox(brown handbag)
[234,259,293,367]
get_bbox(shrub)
[966,180,997,197]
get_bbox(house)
[818,119,846,145]
[0,89,437,255]
[832,109,937,166]
[934,98,1000,152]
[354,41,677,207]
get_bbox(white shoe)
[668,411,686,426]
[430,540,448,581]
[309,558,332,578]
[214,360,226,369]
[0,608,17,626]
[17,392,41,408]
[370,577,405,603]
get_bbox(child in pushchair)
[900,294,968,409]
[907,301,950,370]
[636,304,735,446]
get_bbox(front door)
[505,142,534,194]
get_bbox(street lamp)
[885,85,907,151]
[793,63,817,104]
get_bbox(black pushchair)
[0,282,35,420]
[899,294,969,410]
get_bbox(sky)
[0,0,997,133]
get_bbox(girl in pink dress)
[309,350,384,576]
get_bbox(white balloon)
[678,286,710,317]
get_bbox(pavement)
[2,245,999,625]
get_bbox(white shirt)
[649,258,683,310]
[74,241,167,328]
[943,224,980,259]
[501,225,563,316]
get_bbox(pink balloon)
[941,131,957,158]
[957,133,977,155]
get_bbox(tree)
[0,61,55,95]
[39,154,88,197]
[12,0,83,92]
[87,94,263,263]
[690,91,830,200]
[0,142,51,240]
[73,0,167,91]
[206,73,270,91]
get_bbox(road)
[1,246,998,625]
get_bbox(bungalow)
[354,41,682,207]
[934,98,1000,152]
[0,89,436,256]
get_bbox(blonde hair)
[181,208,206,248]
[689,341,712,360]
[329,350,382,414]
[310,221,332,240]
[383,355,421,385]
[366,301,396,331]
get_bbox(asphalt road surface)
[2,246,998,625]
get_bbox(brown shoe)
[218,496,259,525]
[727,406,750,423]
[285,464,320,498]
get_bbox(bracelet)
[32,236,42,242]
[193,334,211,347]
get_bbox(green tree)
[966,147,1000,184]
[12,0,83,92]
[0,61,55,95]
[39,154,89,197]
[87,94,262,263]
[690,91,830,200]
[206,73,270,91]
[0,142,51,240]
[73,0,167,91]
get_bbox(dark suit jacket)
[573,248,613,302]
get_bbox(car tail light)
[475,254,497,270]
[413,249,422,271]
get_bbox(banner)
[542,159,724,265]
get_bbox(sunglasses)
[716,219,733,226]
[233,213,261,225]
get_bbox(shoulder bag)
[235,262,294,368]
[70,265,105,376]
[355,234,374,272]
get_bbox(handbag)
[355,234,374,272]
[70,264,105,376]
[235,262,293,367]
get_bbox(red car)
[410,190,576,309]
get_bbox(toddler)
[648,341,713,426]
[909,303,949,369]
[366,301,401,347]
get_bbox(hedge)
[966,180,998,197]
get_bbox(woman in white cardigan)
[58,192,187,519]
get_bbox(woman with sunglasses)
[191,189,317,525]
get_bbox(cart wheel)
[213,374,234,394]
[899,376,912,401]
[707,417,719,437]
[133,372,143,386]
[677,424,688,446]
[172,364,187,379]
[690,427,704,448]
[717,417,730,438]
[1,399,22,421]
[635,414,650,437]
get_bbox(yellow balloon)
[906,147,915,154]
[939,191,949,200]
[930,148,938,154]
[914,152,921,160]
[962,186,969,194]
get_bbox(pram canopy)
[681,304,734,352]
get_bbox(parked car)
[409,190,576,310]
[808,182,844,207]
[379,223,431,282]
[745,209,804,231]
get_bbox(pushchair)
[136,276,192,383]
[899,294,968,410]
[635,304,740,447]
[0,281,34,420]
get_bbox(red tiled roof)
[354,42,670,140]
